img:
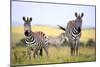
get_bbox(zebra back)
[25,31,49,48]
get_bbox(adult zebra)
[58,12,84,56]
[23,16,48,59]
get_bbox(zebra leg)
[70,42,74,56]
[76,40,79,56]
[73,47,76,56]
[71,46,73,56]
[43,46,48,57]
[76,46,79,56]
[27,47,31,59]
[69,41,72,56]
[36,50,39,56]
[40,48,43,56]
[72,47,75,56]
[74,40,76,56]
[33,48,38,58]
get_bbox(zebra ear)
[23,16,26,22]
[81,13,84,18]
[75,12,77,17]
[29,17,32,22]
[27,17,32,23]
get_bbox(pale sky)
[12,1,96,28]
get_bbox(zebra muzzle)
[24,30,29,36]
[78,27,81,33]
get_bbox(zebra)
[22,16,48,58]
[58,12,84,56]
[48,33,66,49]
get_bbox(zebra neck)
[73,27,81,34]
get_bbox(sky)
[12,1,96,28]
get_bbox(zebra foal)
[58,12,84,56]
[23,16,48,58]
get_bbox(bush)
[16,38,26,47]
[80,42,85,47]
[86,38,96,47]
[20,38,26,44]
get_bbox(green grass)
[11,46,96,66]
[11,26,96,66]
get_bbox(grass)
[81,29,95,42]
[12,26,95,42]
[11,25,96,66]
[12,26,64,37]
[11,46,96,66]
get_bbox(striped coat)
[23,16,48,59]
[58,12,84,56]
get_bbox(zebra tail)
[57,25,66,31]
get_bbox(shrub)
[80,42,85,47]
[16,38,26,47]
[86,38,96,47]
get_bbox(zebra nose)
[24,30,29,36]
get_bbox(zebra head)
[75,12,84,31]
[23,16,32,36]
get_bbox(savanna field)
[11,26,96,66]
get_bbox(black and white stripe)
[71,27,81,40]
[58,12,84,56]
[25,31,48,47]
[23,16,49,59]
